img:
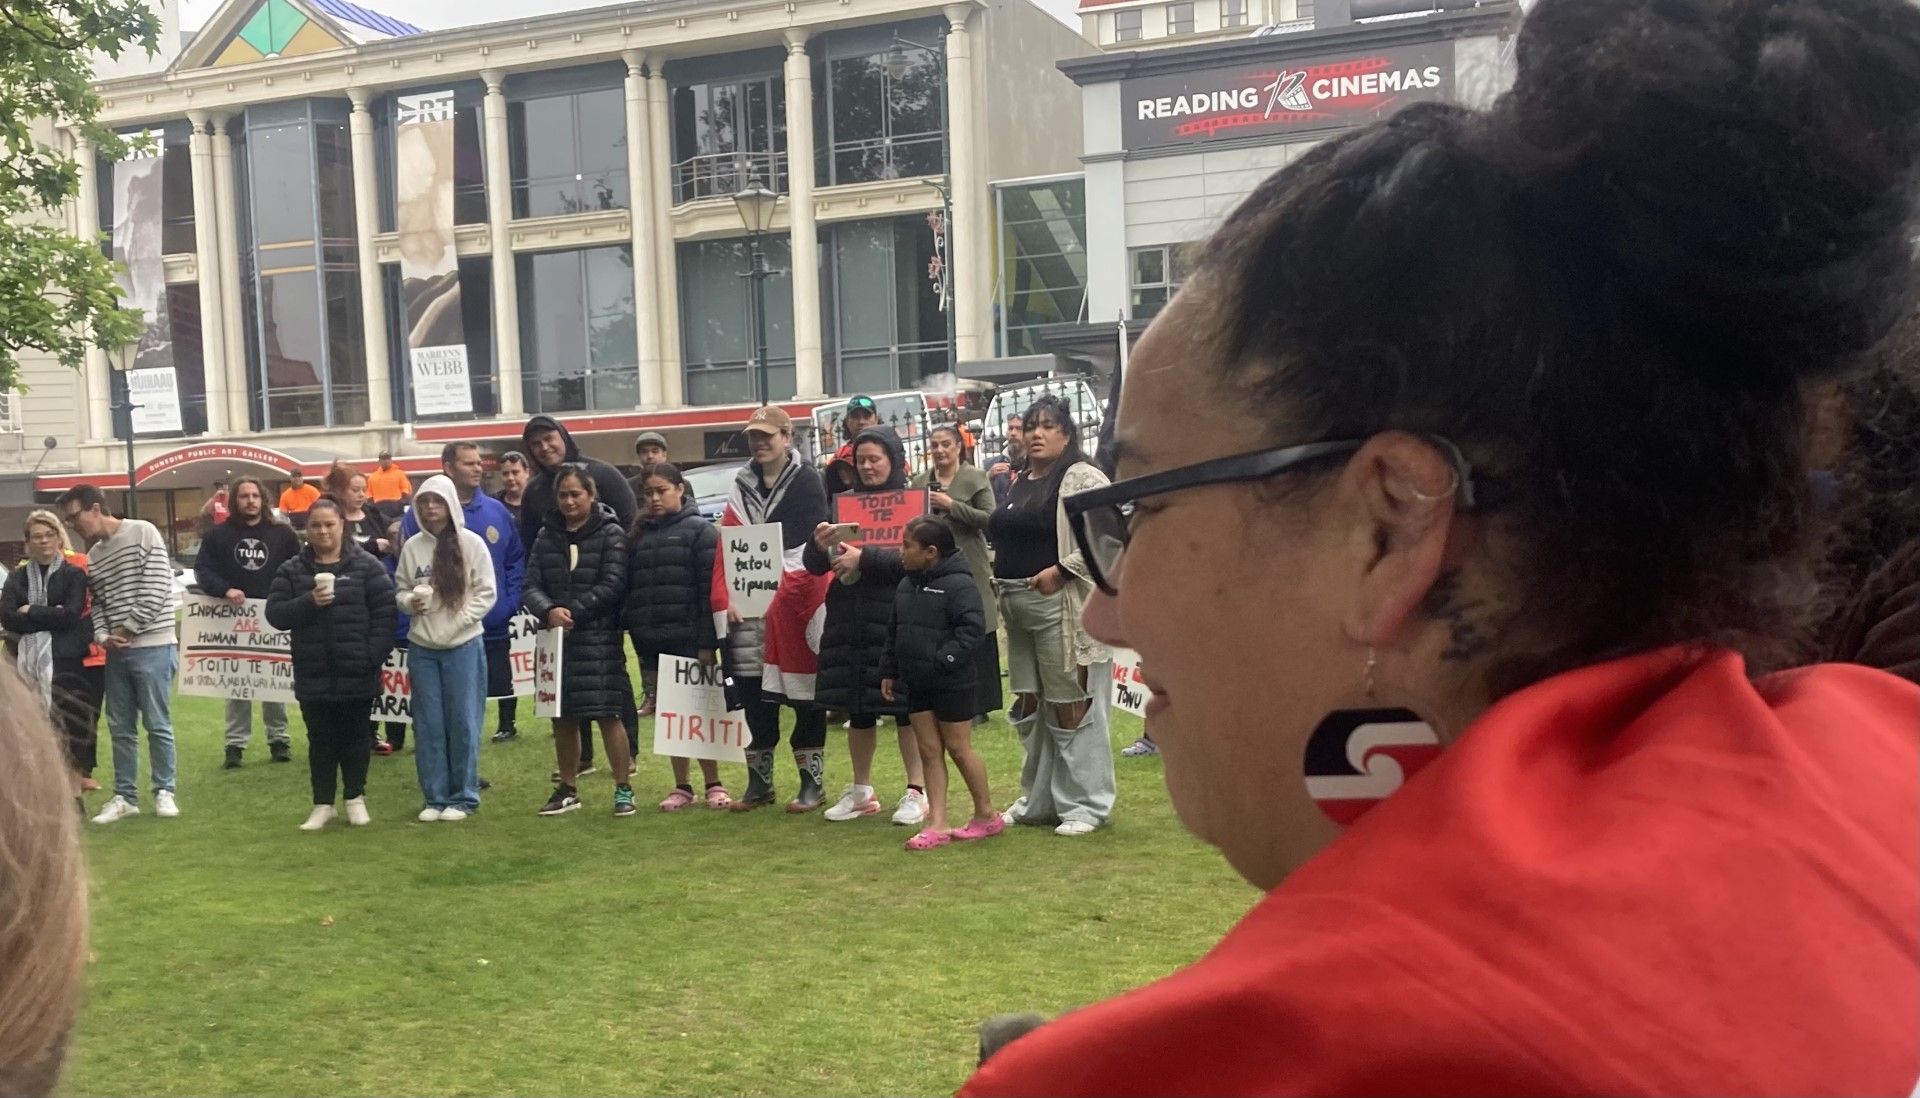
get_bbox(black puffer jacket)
[265,544,398,702]
[804,425,909,717]
[523,503,632,719]
[624,501,719,659]
[880,552,984,698]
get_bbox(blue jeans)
[410,639,484,812]
[105,644,177,805]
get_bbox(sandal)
[951,814,1006,842]
[904,828,953,851]
[704,784,733,809]
[658,788,696,812]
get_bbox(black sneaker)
[491,727,519,744]
[270,742,293,763]
[538,785,581,816]
[612,785,637,817]
[478,777,492,791]
[224,746,243,770]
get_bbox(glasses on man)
[1064,437,1479,596]
[59,511,82,530]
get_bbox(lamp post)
[107,342,140,519]
[883,34,959,376]
[732,179,780,405]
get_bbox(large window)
[1294,0,1315,21]
[826,216,946,392]
[508,86,628,219]
[1167,2,1195,34]
[518,245,638,413]
[678,236,795,406]
[1222,0,1249,26]
[1115,9,1144,40]
[671,74,787,203]
[815,25,946,187]
[1129,243,1197,320]
[997,178,1087,357]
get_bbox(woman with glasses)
[963,0,1920,1093]
[986,396,1114,837]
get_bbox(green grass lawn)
[67,688,1255,1097]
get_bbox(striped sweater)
[87,519,177,647]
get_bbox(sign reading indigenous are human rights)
[1120,41,1454,150]
[178,595,296,704]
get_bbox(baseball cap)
[377,449,392,459]
[744,406,793,435]
[846,395,877,416]
[634,431,668,452]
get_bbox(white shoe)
[438,807,469,822]
[418,807,443,822]
[1055,820,1097,836]
[91,795,139,824]
[891,789,929,826]
[299,805,335,831]
[155,790,180,818]
[344,797,371,826]
[822,786,880,822]
[1000,809,1016,827]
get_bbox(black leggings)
[737,675,827,751]
[305,698,372,805]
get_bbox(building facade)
[1080,0,1316,52]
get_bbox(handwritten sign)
[373,647,413,722]
[653,654,748,763]
[1111,648,1147,717]
[834,489,929,548]
[177,595,297,704]
[533,628,564,718]
[723,522,783,619]
[497,610,539,699]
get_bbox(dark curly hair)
[1190,0,1920,688]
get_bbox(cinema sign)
[1121,41,1454,151]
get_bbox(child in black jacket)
[881,516,997,851]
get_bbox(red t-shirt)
[962,649,1919,1097]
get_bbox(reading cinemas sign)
[1121,41,1454,150]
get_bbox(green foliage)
[0,0,160,385]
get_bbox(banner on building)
[177,595,297,704]
[653,655,749,764]
[1119,41,1455,151]
[395,90,472,417]
[375,611,539,723]
[128,365,184,435]
[722,523,783,619]
[112,131,182,435]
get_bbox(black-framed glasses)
[1064,437,1479,596]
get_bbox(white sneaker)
[344,797,371,826]
[299,805,335,831]
[438,807,469,822]
[417,807,443,822]
[1055,820,1097,836]
[822,786,880,822]
[154,790,179,818]
[891,789,929,826]
[1000,809,1016,827]
[91,795,139,824]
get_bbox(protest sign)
[177,595,297,704]
[1111,649,1147,717]
[723,523,783,619]
[653,654,749,763]
[833,489,929,548]
[533,628,563,717]
[373,647,412,722]
[497,610,539,699]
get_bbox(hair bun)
[1500,0,1920,387]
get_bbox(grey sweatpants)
[225,698,290,748]
[1004,660,1115,829]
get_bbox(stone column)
[346,89,394,424]
[783,30,825,399]
[482,69,525,417]
[210,115,251,433]
[73,133,111,444]
[944,3,985,363]
[622,51,663,408]
[185,112,229,435]
[648,67,683,407]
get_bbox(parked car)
[685,461,748,523]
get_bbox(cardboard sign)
[372,646,412,723]
[833,489,929,549]
[533,628,564,717]
[177,595,297,704]
[498,610,539,699]
[653,654,749,763]
[723,522,783,619]
[1111,649,1147,717]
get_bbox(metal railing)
[671,151,788,204]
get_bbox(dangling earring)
[1300,647,1441,827]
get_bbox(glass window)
[670,74,788,202]
[824,42,944,186]
[825,215,948,392]
[1115,9,1143,40]
[1295,0,1314,20]
[314,120,357,242]
[248,123,316,246]
[456,257,497,417]
[1167,2,1195,33]
[165,284,209,436]
[508,88,631,219]
[678,235,796,406]
[1222,0,1248,26]
[1129,243,1197,320]
[452,106,487,225]
[259,269,327,428]
[517,245,639,413]
[161,133,196,255]
[996,178,1088,357]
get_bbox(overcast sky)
[179,0,1082,35]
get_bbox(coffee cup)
[314,573,335,598]
[412,583,432,609]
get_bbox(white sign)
[177,595,296,704]
[533,628,563,718]
[410,345,473,416]
[653,654,748,763]
[722,522,782,619]
[376,610,537,722]
[129,366,183,435]
[1110,648,1147,717]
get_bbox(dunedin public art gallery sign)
[1121,41,1455,150]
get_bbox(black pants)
[49,658,102,774]
[305,698,373,805]
[486,639,519,733]
[737,675,827,751]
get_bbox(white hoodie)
[395,474,497,650]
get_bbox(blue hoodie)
[402,486,524,643]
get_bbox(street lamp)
[732,179,780,405]
[107,342,140,519]
[883,34,959,376]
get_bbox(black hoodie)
[803,425,911,715]
[518,414,638,555]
